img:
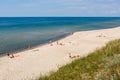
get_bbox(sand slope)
[0,27,120,80]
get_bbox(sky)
[0,0,120,17]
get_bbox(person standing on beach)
[28,45,32,49]
[6,51,10,56]
[57,41,59,45]
[71,32,74,35]
[49,40,53,46]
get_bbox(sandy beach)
[0,27,120,80]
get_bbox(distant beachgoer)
[50,43,53,46]
[57,41,59,45]
[97,33,106,38]
[60,43,64,46]
[69,53,75,59]
[72,32,73,35]
[11,53,14,58]
[49,40,53,46]
[77,55,80,58]
[60,43,62,46]
[28,45,32,49]
[71,32,74,35]
[69,53,72,58]
[6,52,10,56]
[68,53,80,59]
[49,40,52,43]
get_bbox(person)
[49,40,53,46]
[11,53,14,58]
[69,53,72,58]
[49,40,52,43]
[70,32,74,35]
[57,41,59,45]
[6,51,10,56]
[28,45,32,49]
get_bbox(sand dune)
[0,27,120,80]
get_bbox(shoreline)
[0,26,120,80]
[0,33,70,58]
[0,26,118,57]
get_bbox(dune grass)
[37,39,120,80]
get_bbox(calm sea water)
[0,17,120,55]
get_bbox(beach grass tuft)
[37,39,120,80]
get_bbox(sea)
[0,17,120,55]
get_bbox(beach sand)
[0,27,120,80]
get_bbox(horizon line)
[0,16,120,18]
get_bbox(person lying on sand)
[6,52,15,58]
[97,33,106,37]
[69,53,80,59]
[59,43,64,46]
[56,41,65,46]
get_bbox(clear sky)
[0,0,120,17]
